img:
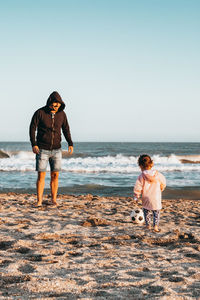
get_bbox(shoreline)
[0,186,200,199]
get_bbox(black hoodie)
[29,91,73,150]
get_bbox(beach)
[0,192,199,299]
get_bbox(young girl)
[134,154,166,232]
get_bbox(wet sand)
[0,193,199,299]
[1,187,200,200]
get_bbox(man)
[29,91,73,206]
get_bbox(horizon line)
[0,140,200,143]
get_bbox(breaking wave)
[0,150,200,173]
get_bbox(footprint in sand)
[0,275,31,285]
[0,260,13,267]
[16,247,31,254]
[26,254,44,262]
[18,263,36,273]
[0,240,15,250]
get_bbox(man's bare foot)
[33,202,42,207]
[49,201,58,207]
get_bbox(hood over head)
[142,169,158,183]
[46,91,65,111]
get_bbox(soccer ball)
[130,208,145,224]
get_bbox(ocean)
[0,142,200,196]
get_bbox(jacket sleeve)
[62,112,73,146]
[133,175,143,198]
[29,110,39,147]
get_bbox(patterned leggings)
[143,208,160,226]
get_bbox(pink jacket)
[134,169,166,210]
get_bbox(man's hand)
[32,146,40,154]
[68,146,73,155]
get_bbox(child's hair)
[138,154,153,169]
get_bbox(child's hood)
[142,169,158,183]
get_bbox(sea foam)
[1,151,199,173]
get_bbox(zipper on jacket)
[51,113,55,150]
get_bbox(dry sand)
[0,193,199,299]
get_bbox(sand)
[0,193,199,299]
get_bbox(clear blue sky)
[0,0,199,142]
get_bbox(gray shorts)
[36,148,62,172]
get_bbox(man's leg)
[50,171,59,205]
[36,171,46,206]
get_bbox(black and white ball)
[130,208,145,224]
